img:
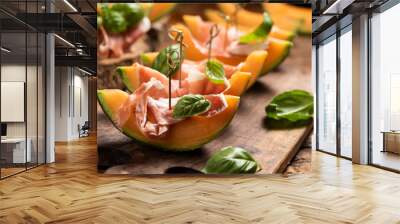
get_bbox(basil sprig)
[205,60,226,84]
[100,3,144,34]
[239,12,273,44]
[173,95,211,119]
[152,44,183,77]
[202,146,261,174]
[266,90,313,127]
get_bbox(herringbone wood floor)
[1,135,400,224]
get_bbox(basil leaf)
[205,60,226,84]
[202,146,261,174]
[266,90,313,124]
[173,95,211,119]
[110,3,144,28]
[239,12,273,44]
[152,44,183,77]
[101,3,144,34]
[101,5,128,33]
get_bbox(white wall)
[54,67,89,141]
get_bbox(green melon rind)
[260,41,293,76]
[97,90,116,121]
[97,89,237,151]
[121,119,234,152]
[298,29,311,36]
[286,32,297,41]
[116,67,135,93]
[140,53,153,67]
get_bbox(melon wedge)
[173,18,291,75]
[261,37,293,74]
[148,3,176,22]
[204,9,295,41]
[263,3,312,35]
[97,89,240,151]
[117,63,252,96]
[217,3,302,34]
[138,50,267,89]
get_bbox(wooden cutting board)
[97,36,312,175]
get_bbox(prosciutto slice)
[186,16,269,57]
[131,62,234,97]
[98,17,151,59]
[116,69,229,137]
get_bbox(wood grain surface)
[2,136,400,223]
[97,36,312,175]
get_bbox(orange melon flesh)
[171,23,206,61]
[224,72,251,96]
[117,63,251,96]
[97,89,240,151]
[139,50,267,85]
[261,37,293,74]
[204,9,295,41]
[147,3,176,22]
[173,23,290,75]
[218,3,302,34]
[240,51,268,87]
[263,3,311,35]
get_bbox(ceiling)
[0,0,96,73]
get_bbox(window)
[0,0,46,179]
[317,35,337,154]
[370,2,400,171]
[339,26,352,158]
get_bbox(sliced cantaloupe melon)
[217,3,302,34]
[204,9,295,41]
[117,62,252,96]
[224,72,251,96]
[135,50,267,90]
[175,16,291,74]
[97,89,240,151]
[261,37,293,74]
[263,3,311,35]
[270,26,296,41]
[147,3,176,22]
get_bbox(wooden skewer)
[166,48,179,110]
[233,4,240,33]
[206,24,220,62]
[223,15,231,49]
[168,29,186,88]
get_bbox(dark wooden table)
[97,36,312,175]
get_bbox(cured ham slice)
[130,62,232,97]
[116,66,230,137]
[98,18,151,59]
[182,16,268,57]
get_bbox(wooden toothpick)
[206,24,220,62]
[168,29,186,88]
[223,15,231,49]
[233,4,240,32]
[166,48,179,109]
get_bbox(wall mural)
[96,3,313,175]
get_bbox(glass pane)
[317,35,337,154]
[1,28,27,177]
[27,31,38,169]
[371,4,400,171]
[38,32,45,165]
[339,27,352,158]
